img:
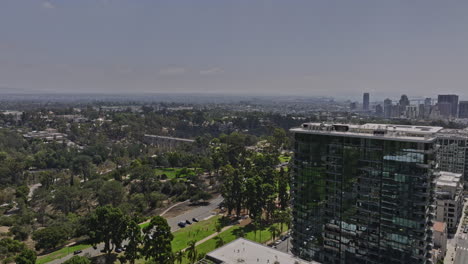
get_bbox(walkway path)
[181,224,235,252]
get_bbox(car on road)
[115,248,123,253]
[280,234,290,241]
[73,250,82,255]
[185,219,192,225]
[274,240,282,246]
[192,217,199,222]
[178,221,186,228]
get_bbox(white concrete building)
[435,171,464,232]
[436,128,468,184]
[198,238,316,264]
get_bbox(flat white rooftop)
[291,123,443,142]
[436,171,463,188]
[205,238,315,264]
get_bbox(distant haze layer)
[0,0,467,98]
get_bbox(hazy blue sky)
[1,0,467,99]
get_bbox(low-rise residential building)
[432,221,448,263]
[23,128,66,141]
[435,171,464,232]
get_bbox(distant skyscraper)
[418,104,426,119]
[459,101,468,119]
[438,94,459,117]
[291,123,440,264]
[399,94,410,107]
[349,102,357,110]
[437,102,453,118]
[375,104,383,116]
[405,105,418,119]
[424,97,432,106]
[383,98,392,118]
[363,93,370,111]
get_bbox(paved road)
[455,233,468,264]
[28,183,42,201]
[447,199,468,264]
[274,237,292,254]
[47,195,223,264]
[167,195,223,232]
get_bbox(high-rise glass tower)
[290,123,442,264]
[437,94,459,118]
[363,93,370,111]
[459,101,468,119]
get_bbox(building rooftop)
[433,221,446,233]
[437,128,468,137]
[291,123,443,142]
[436,171,463,187]
[204,238,315,264]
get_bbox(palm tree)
[215,236,225,248]
[252,219,260,242]
[269,225,280,242]
[174,251,184,264]
[276,210,291,233]
[215,222,223,234]
[186,240,197,264]
[237,229,245,238]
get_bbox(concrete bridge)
[144,134,195,151]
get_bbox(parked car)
[178,221,186,228]
[115,248,123,253]
[185,219,192,225]
[73,250,82,255]
[192,217,199,222]
[274,240,282,246]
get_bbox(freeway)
[46,195,223,264]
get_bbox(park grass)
[37,243,91,264]
[154,168,180,179]
[138,221,151,229]
[179,222,282,264]
[154,168,197,179]
[171,215,222,252]
[40,216,222,264]
[278,155,291,163]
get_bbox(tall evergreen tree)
[141,216,174,264]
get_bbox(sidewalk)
[445,199,468,264]
[181,224,235,252]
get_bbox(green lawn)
[171,215,221,252]
[154,168,196,179]
[138,221,150,229]
[39,216,222,264]
[279,155,291,163]
[37,244,91,264]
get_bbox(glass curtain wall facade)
[291,133,435,264]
